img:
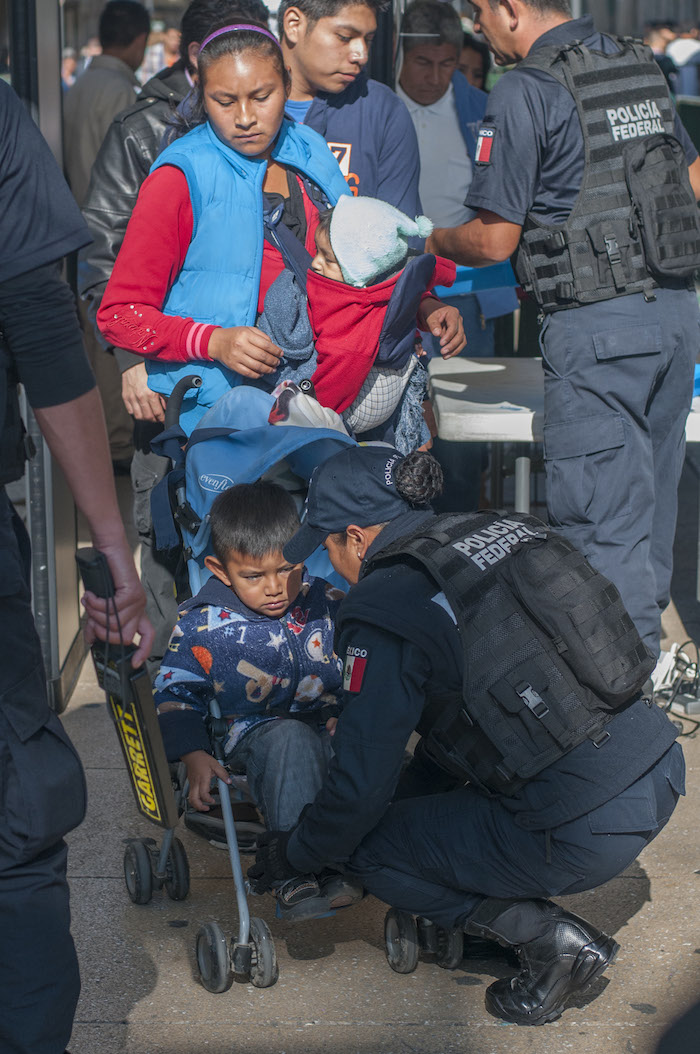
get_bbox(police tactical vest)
[513,37,700,312]
[364,512,655,795]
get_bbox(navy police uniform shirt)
[0,81,94,409]
[0,80,90,283]
[286,511,679,875]
[466,16,698,227]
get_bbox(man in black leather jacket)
[78,0,270,663]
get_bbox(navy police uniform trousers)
[540,285,698,655]
[0,489,86,1054]
[349,740,684,929]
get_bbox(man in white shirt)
[398,6,476,230]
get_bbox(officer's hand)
[121,362,166,422]
[81,538,155,666]
[247,830,296,893]
[182,750,231,811]
[424,303,467,358]
[208,326,283,379]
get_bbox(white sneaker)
[652,643,692,694]
[651,649,677,693]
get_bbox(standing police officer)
[249,446,685,1026]
[0,79,152,1054]
[427,0,700,657]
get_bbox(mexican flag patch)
[475,127,495,164]
[343,646,368,692]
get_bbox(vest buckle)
[516,682,549,719]
[591,729,611,749]
[604,234,621,265]
[544,230,566,253]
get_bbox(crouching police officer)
[427,0,700,658]
[249,446,685,1026]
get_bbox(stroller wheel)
[164,837,190,901]
[435,926,464,970]
[196,921,233,994]
[384,909,419,974]
[248,917,279,988]
[124,840,153,905]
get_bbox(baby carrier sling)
[513,37,700,312]
[364,512,655,795]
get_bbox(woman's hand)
[121,361,166,422]
[419,298,467,358]
[182,750,231,811]
[208,326,283,378]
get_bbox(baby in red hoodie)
[257,196,458,442]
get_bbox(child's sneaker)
[274,875,331,922]
[320,869,365,909]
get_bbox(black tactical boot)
[464,898,620,1025]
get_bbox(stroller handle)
[164,374,203,430]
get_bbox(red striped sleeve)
[97,165,218,363]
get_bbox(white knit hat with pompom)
[329,195,434,288]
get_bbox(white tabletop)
[428,356,700,444]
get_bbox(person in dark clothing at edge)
[426,0,700,659]
[0,80,152,1054]
[248,445,685,1027]
[79,0,272,664]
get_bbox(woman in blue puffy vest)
[98,22,351,434]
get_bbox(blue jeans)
[228,718,332,831]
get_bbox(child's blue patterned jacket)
[154,571,344,762]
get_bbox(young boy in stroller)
[153,479,363,921]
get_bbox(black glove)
[247,829,296,893]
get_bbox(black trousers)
[0,489,86,1053]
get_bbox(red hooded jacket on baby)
[306,253,456,413]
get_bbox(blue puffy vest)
[148,118,350,434]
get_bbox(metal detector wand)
[76,548,178,829]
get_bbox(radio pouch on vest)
[365,511,655,794]
[624,132,700,279]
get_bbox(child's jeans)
[227,718,332,831]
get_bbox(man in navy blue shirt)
[279,0,422,214]
[429,0,700,658]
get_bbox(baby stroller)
[123,375,355,993]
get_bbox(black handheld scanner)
[76,548,178,829]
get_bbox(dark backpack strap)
[151,466,185,552]
[263,200,313,291]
